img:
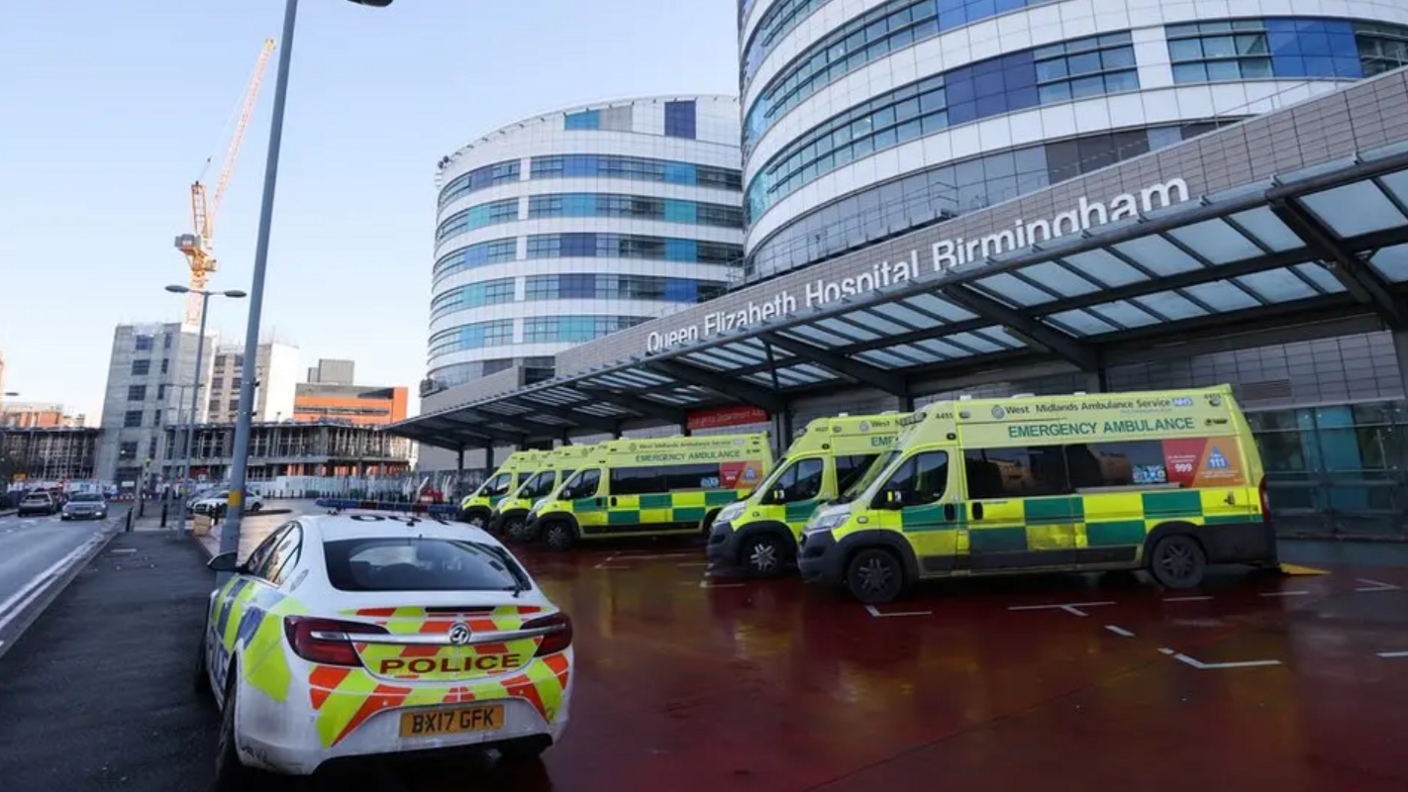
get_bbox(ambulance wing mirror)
[207,551,239,574]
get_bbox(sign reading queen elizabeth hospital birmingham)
[645,177,1191,355]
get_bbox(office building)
[307,358,356,386]
[0,427,101,483]
[294,384,408,427]
[206,342,300,424]
[425,95,746,397]
[0,402,85,429]
[96,322,216,485]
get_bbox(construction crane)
[175,38,276,327]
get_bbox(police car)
[196,510,574,787]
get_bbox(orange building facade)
[292,385,407,427]
[1,403,86,429]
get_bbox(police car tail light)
[525,612,572,657]
[284,616,387,667]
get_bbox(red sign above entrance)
[686,406,770,432]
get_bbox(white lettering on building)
[644,178,1190,354]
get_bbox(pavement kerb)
[0,521,121,662]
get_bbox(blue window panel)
[1333,56,1363,78]
[563,155,596,177]
[975,93,1009,119]
[565,110,600,130]
[664,162,696,185]
[664,200,697,223]
[969,0,997,20]
[665,279,698,302]
[995,0,1024,12]
[664,100,697,138]
[946,70,977,104]
[1327,29,1358,58]
[665,239,698,262]
[1302,55,1336,76]
[563,194,596,216]
[1273,54,1308,77]
[561,233,597,257]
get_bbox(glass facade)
[1168,18,1408,84]
[524,274,728,302]
[438,160,520,207]
[429,320,516,357]
[747,32,1139,222]
[664,100,697,139]
[526,233,742,265]
[747,121,1231,281]
[529,154,742,191]
[435,198,520,242]
[430,278,516,320]
[528,193,742,227]
[521,316,652,343]
[433,238,518,282]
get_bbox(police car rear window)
[323,538,528,592]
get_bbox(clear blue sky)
[0,0,737,423]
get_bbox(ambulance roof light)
[958,395,973,401]
[1013,393,1035,399]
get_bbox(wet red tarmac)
[386,539,1408,792]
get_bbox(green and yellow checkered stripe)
[900,488,1262,555]
[573,490,741,527]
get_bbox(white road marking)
[698,580,745,589]
[1159,646,1280,670]
[1104,625,1135,637]
[0,531,109,635]
[1356,579,1402,592]
[865,605,932,618]
[1258,591,1309,597]
[1377,651,1408,659]
[1163,595,1214,602]
[1008,601,1115,617]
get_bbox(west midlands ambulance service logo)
[859,420,871,432]
[991,405,1006,419]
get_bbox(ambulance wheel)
[742,534,788,577]
[504,517,529,542]
[1147,534,1206,589]
[846,548,905,604]
[543,521,576,552]
[214,672,253,790]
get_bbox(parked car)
[61,492,108,521]
[18,493,59,516]
[192,491,265,518]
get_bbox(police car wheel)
[214,674,252,790]
[742,535,786,577]
[846,548,904,604]
[1148,534,1206,589]
[193,632,209,696]
[543,522,576,552]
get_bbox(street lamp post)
[166,285,246,535]
[218,0,393,579]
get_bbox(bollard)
[160,502,168,528]
[125,508,134,533]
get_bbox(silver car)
[61,492,108,521]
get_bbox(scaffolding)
[0,427,101,483]
[161,420,411,481]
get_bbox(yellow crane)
[175,38,276,327]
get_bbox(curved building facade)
[428,96,745,391]
[739,0,1408,282]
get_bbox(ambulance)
[490,444,599,541]
[458,450,550,528]
[797,386,1276,603]
[706,414,907,576]
[525,433,774,551]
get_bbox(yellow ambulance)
[797,386,1276,603]
[706,414,906,576]
[491,443,598,541]
[525,433,774,550]
[457,450,550,528]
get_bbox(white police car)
[197,511,573,787]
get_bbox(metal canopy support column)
[942,284,1101,371]
[642,359,788,414]
[570,385,687,426]
[456,445,465,503]
[762,332,910,396]
[1272,198,1408,330]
